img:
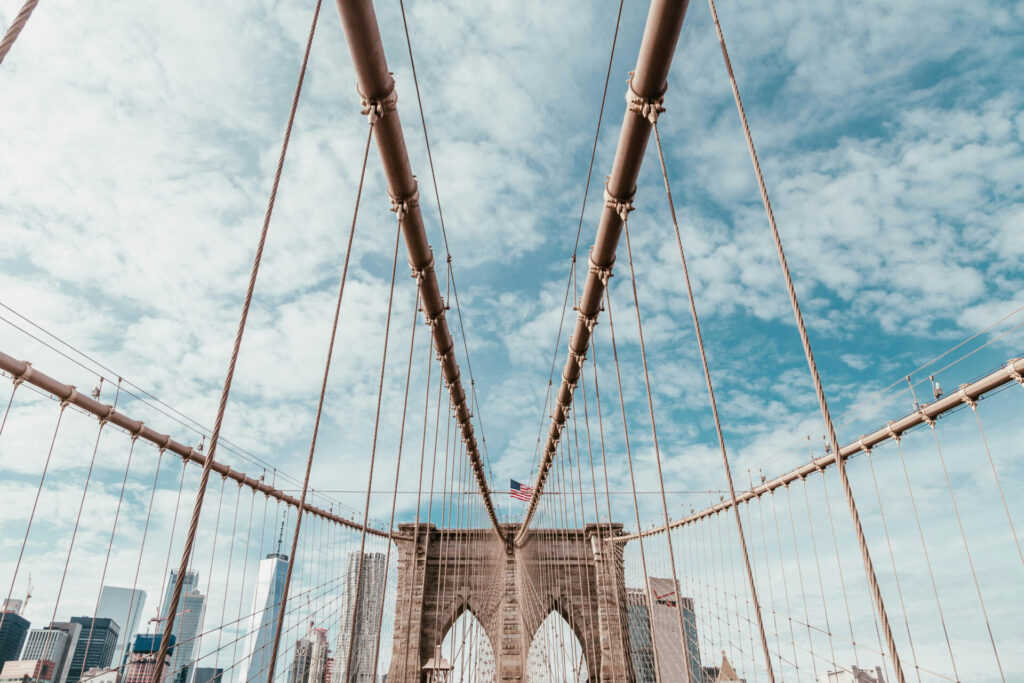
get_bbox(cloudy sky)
[1,0,1022,680]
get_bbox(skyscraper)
[67,618,120,683]
[331,552,386,683]
[157,572,205,683]
[240,550,288,683]
[625,588,655,683]
[95,588,146,671]
[646,578,701,683]
[0,610,30,672]
[286,632,311,683]
[47,623,82,683]
[160,573,198,623]
[192,669,222,683]
[306,628,328,683]
[20,629,69,682]
[21,623,81,683]
[169,593,204,683]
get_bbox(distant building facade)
[624,581,702,683]
[122,635,175,683]
[647,578,701,683]
[77,670,118,683]
[307,628,328,683]
[191,669,222,683]
[0,611,31,672]
[625,588,655,682]
[157,573,203,683]
[20,630,68,669]
[20,629,70,683]
[42,623,82,683]
[287,633,311,683]
[703,650,745,682]
[820,666,886,683]
[0,659,56,683]
[67,619,120,683]
[95,588,146,672]
[332,552,386,683]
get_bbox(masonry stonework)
[387,523,633,682]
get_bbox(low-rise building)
[0,659,56,683]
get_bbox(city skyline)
[1,0,1021,679]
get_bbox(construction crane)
[148,607,192,633]
[20,575,32,615]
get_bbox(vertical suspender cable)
[343,223,402,683]
[605,289,665,683]
[621,220,699,681]
[266,112,372,683]
[0,400,65,637]
[650,120,776,681]
[705,1,904,679]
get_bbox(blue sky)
[1,0,1023,679]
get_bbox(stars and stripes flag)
[510,479,533,501]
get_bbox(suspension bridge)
[0,0,1021,681]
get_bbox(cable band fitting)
[626,77,666,124]
[358,80,398,124]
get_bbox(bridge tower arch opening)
[526,609,590,682]
[438,608,496,682]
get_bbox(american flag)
[510,479,533,501]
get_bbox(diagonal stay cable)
[150,0,323,678]
[705,0,905,679]
[0,0,39,66]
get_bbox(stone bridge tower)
[387,523,633,682]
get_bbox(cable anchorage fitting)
[358,80,398,124]
[409,249,435,282]
[604,185,635,223]
[625,75,666,124]
[389,187,420,222]
[885,421,901,443]
[579,311,599,332]
[588,250,615,287]
[60,386,78,410]
[12,360,32,387]
[1007,358,1024,386]
[957,385,978,410]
